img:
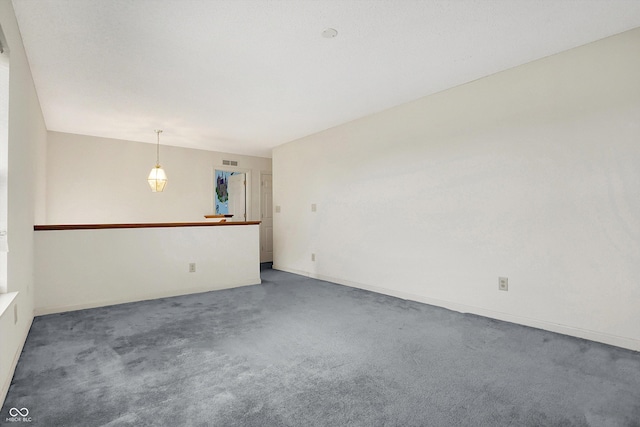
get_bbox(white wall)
[273,28,640,351]
[0,33,8,294]
[46,131,271,224]
[0,0,48,406]
[35,224,260,315]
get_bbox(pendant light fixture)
[148,129,168,192]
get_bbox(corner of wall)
[0,0,47,408]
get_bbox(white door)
[260,173,273,262]
[227,173,246,221]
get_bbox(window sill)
[0,291,17,318]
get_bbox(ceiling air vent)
[222,160,238,166]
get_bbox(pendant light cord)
[155,129,163,166]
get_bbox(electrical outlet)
[499,277,508,291]
[311,203,317,212]
[311,253,315,262]
[189,263,196,273]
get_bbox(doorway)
[215,169,247,222]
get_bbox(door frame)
[212,166,252,221]
[259,171,273,263]
[227,172,247,221]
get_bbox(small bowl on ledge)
[204,214,234,222]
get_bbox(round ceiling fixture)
[321,28,338,38]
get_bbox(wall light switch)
[275,206,281,213]
[311,204,317,212]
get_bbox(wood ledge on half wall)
[34,221,261,231]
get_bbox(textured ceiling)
[11,0,640,158]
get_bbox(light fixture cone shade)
[148,165,168,192]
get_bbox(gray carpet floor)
[2,268,640,426]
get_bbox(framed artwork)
[215,170,236,214]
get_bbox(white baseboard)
[273,265,640,352]
[34,279,261,316]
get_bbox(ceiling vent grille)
[222,160,238,166]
